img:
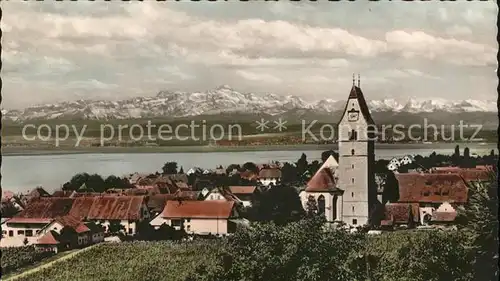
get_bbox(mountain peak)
[215,84,233,91]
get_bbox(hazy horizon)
[1,1,497,109]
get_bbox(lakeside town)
[1,82,498,281]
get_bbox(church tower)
[337,75,377,226]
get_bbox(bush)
[1,246,55,275]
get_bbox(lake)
[2,144,496,193]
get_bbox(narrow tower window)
[351,178,354,184]
[351,149,355,155]
[349,129,357,140]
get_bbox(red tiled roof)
[383,203,420,224]
[6,218,53,224]
[432,168,491,182]
[13,198,74,219]
[146,192,197,213]
[229,186,257,195]
[161,200,235,219]
[54,215,90,233]
[396,173,468,203]
[306,168,339,192]
[37,230,60,245]
[69,196,146,221]
[258,168,282,179]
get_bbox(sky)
[1,1,498,109]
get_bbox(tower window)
[352,164,354,169]
[351,178,354,184]
[349,129,357,140]
[352,206,355,212]
[352,219,357,225]
[351,149,355,155]
[351,192,354,197]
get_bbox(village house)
[150,200,241,236]
[146,191,199,216]
[1,197,74,247]
[258,168,282,186]
[380,173,469,228]
[35,215,104,253]
[228,186,259,207]
[69,196,150,235]
[203,187,242,205]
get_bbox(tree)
[247,185,304,225]
[321,150,338,163]
[162,162,178,174]
[462,147,475,168]
[226,164,241,174]
[63,173,90,191]
[452,145,461,166]
[59,226,78,248]
[280,162,298,184]
[1,201,20,218]
[305,195,318,216]
[242,162,258,173]
[456,171,499,280]
[192,216,366,281]
[295,153,308,180]
[179,166,185,174]
[86,174,106,192]
[108,220,125,235]
[104,175,133,190]
[464,147,470,158]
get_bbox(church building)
[300,75,379,227]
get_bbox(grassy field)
[14,241,222,281]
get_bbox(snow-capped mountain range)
[1,85,497,122]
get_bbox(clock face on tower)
[347,109,359,122]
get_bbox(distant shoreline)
[2,143,497,157]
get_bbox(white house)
[228,186,258,207]
[387,162,399,171]
[150,200,240,236]
[204,188,227,201]
[400,155,414,166]
[258,168,282,186]
[1,218,52,247]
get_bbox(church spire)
[357,74,360,87]
[352,73,355,86]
